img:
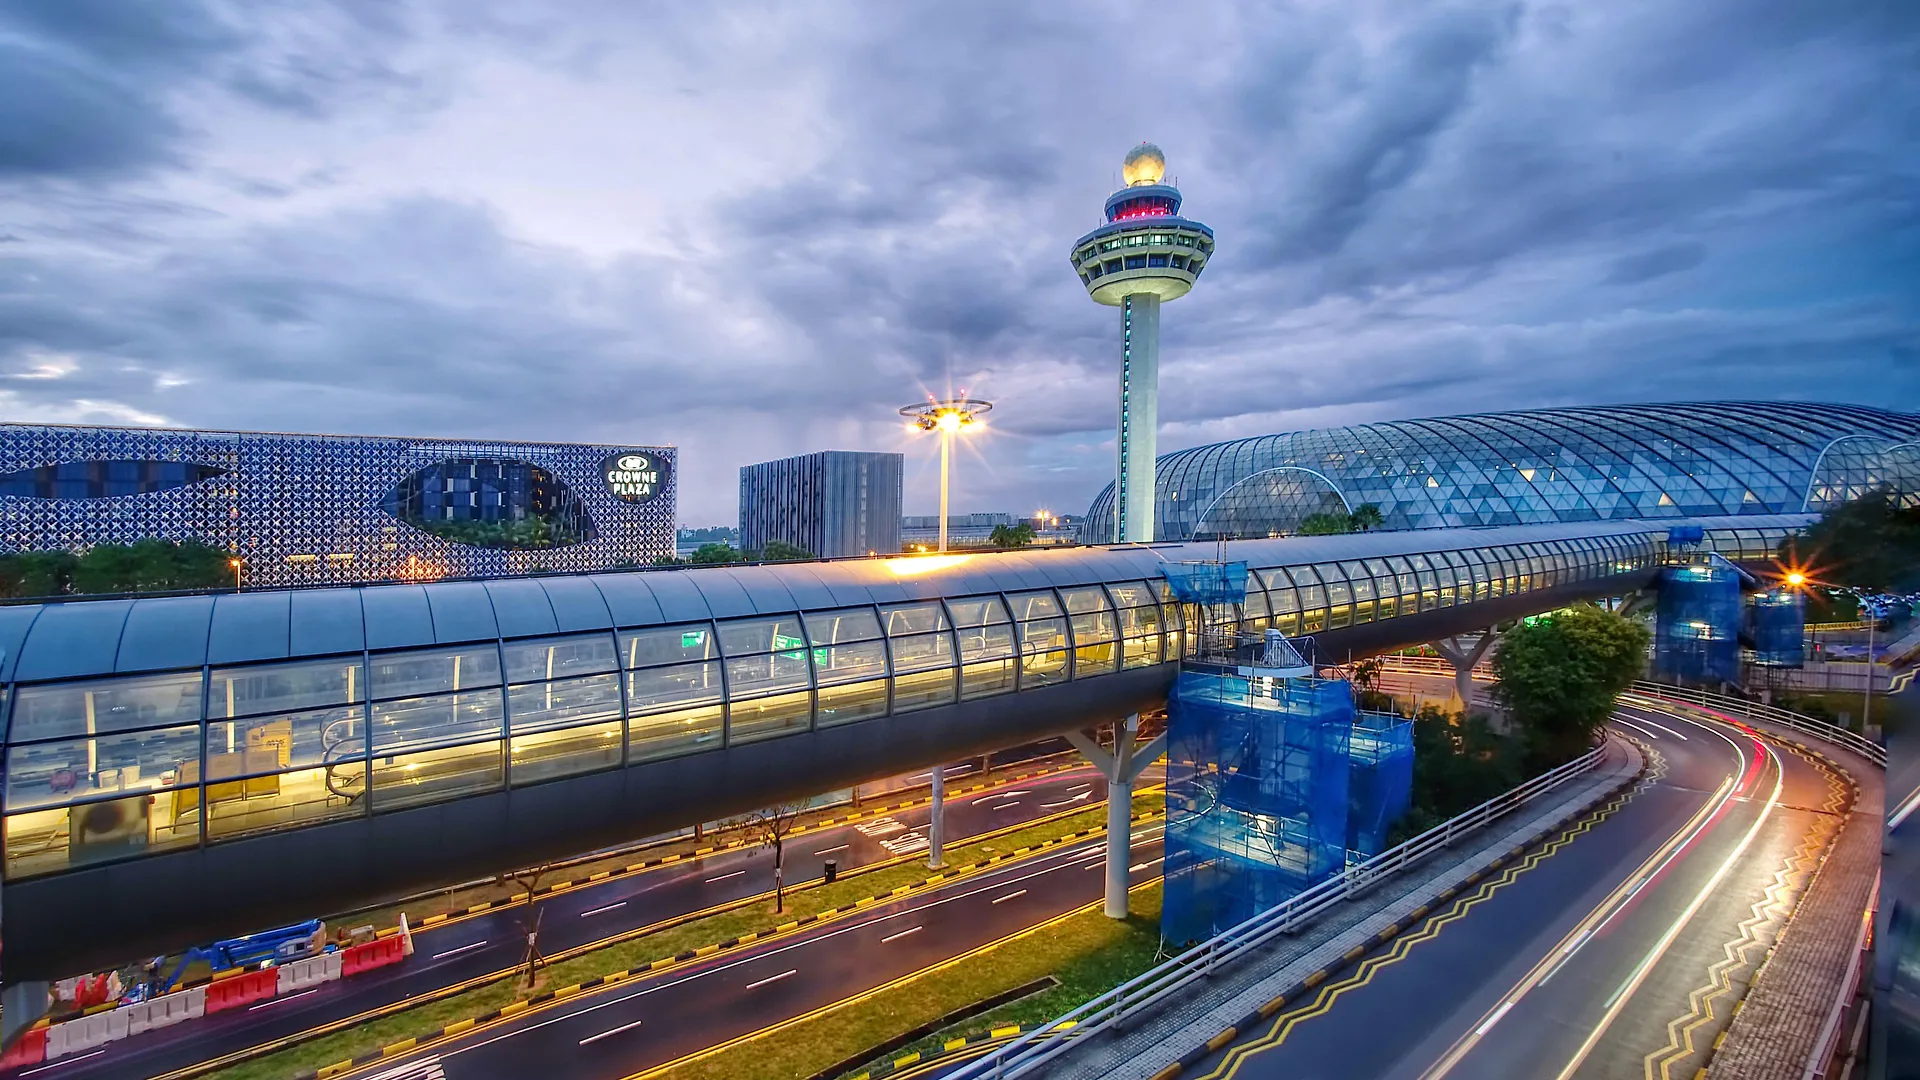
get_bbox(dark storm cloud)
[0,0,1914,522]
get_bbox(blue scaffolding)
[1163,670,1353,947]
[1160,560,1250,606]
[1655,558,1744,685]
[1347,711,1413,861]
[1748,589,1806,668]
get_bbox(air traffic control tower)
[1071,143,1215,543]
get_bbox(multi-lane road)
[1179,697,1852,1080]
[47,759,1127,1080]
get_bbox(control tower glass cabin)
[1070,143,1215,543]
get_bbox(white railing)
[947,742,1611,1079]
[1623,682,1886,766]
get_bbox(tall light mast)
[1070,143,1214,543]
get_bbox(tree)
[1296,512,1353,536]
[988,523,1036,548]
[759,540,813,562]
[731,800,810,913]
[499,863,557,988]
[1777,486,1920,593]
[0,550,78,598]
[1348,503,1385,532]
[1490,604,1650,770]
[690,542,742,565]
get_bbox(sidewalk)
[1040,735,1647,1080]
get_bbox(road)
[1180,697,1849,1080]
[1880,670,1920,1077]
[332,824,1169,1080]
[49,761,1125,1080]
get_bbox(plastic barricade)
[339,934,407,978]
[276,951,344,993]
[0,1026,47,1069]
[204,968,278,1015]
[45,1008,127,1059]
[125,985,206,1036]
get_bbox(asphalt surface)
[341,823,1169,1080]
[1183,698,1845,1080]
[1881,674,1920,1078]
[48,760,1121,1080]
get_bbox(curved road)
[1183,697,1849,1080]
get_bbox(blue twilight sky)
[1,1,1915,525]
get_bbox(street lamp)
[229,557,242,591]
[899,397,992,553]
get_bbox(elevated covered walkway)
[0,515,1805,976]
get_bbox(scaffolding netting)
[1748,589,1806,668]
[1160,561,1250,606]
[1655,559,1743,685]
[1163,670,1352,948]
[1347,711,1414,861]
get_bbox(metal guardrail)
[1622,682,1886,767]
[946,741,1610,1078]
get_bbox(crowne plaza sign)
[601,451,668,504]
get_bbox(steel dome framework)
[1082,402,1920,543]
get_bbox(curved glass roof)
[1081,401,1920,543]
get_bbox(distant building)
[0,423,675,588]
[900,512,1081,550]
[739,450,902,559]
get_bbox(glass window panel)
[205,762,364,840]
[1318,564,1351,607]
[1104,581,1158,610]
[1339,562,1374,602]
[507,673,622,735]
[813,638,888,686]
[725,650,811,698]
[958,620,1016,698]
[211,657,364,719]
[207,704,365,774]
[629,703,722,761]
[502,634,618,684]
[621,623,718,668]
[370,690,505,754]
[816,680,887,726]
[371,741,502,811]
[628,660,724,713]
[1006,590,1064,622]
[1021,644,1071,687]
[890,646,956,712]
[10,672,204,743]
[805,608,883,646]
[729,691,811,743]
[718,615,807,657]
[510,722,623,785]
[6,793,196,879]
[369,646,501,700]
[1289,564,1322,586]
[883,601,949,636]
[6,724,201,812]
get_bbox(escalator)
[322,715,366,803]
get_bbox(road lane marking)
[970,790,1029,804]
[704,870,745,883]
[431,940,489,959]
[1040,791,1093,809]
[1474,1002,1513,1036]
[813,844,850,856]
[990,889,1028,904]
[881,926,923,943]
[993,800,1022,810]
[1130,857,1165,872]
[1612,717,1661,740]
[250,988,321,1010]
[745,969,797,990]
[20,1050,106,1074]
[1636,717,1690,741]
[579,1018,645,1045]
[580,901,627,918]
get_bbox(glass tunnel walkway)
[0,515,1801,977]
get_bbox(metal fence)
[946,741,1609,1078]
[1620,682,1886,766]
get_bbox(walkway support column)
[928,765,946,869]
[1067,714,1166,919]
[1432,632,1494,715]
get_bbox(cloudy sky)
[2,1,1915,526]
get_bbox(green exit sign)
[681,630,707,649]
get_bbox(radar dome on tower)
[1122,142,1166,187]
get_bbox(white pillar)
[927,764,946,869]
[1116,294,1161,543]
[1105,723,1135,919]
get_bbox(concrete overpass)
[0,515,1804,977]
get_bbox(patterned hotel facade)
[0,425,676,589]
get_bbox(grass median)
[199,789,1161,1080]
[653,884,1168,1080]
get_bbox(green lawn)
[200,791,1161,1080]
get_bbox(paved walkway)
[1706,715,1883,1080]
[1041,735,1647,1080]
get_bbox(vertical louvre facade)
[738,450,902,559]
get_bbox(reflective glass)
[502,634,618,684]
[1008,590,1071,687]
[369,646,501,699]
[371,741,502,810]
[882,601,949,636]
[507,673,622,735]
[370,690,505,754]
[10,671,204,743]
[889,630,957,712]
[621,623,717,667]
[718,615,807,657]
[6,724,201,812]
[211,657,363,719]
[806,608,882,646]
